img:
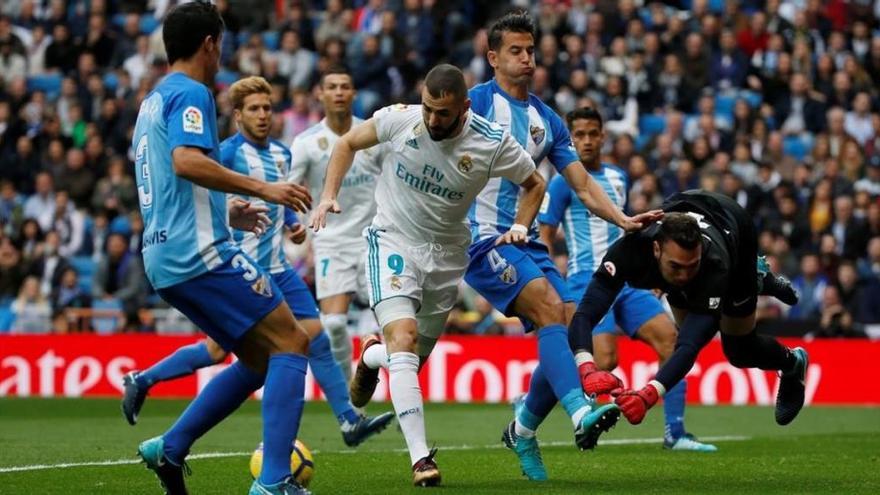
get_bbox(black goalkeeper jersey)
[592,190,749,314]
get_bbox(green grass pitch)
[1,398,878,494]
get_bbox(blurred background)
[0,0,879,341]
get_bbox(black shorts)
[722,205,758,318]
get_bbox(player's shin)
[308,330,360,424]
[388,351,430,465]
[162,361,264,464]
[260,353,308,485]
[320,313,353,382]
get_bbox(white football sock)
[514,419,536,439]
[321,313,352,382]
[388,352,429,465]
[362,343,388,369]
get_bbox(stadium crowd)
[0,0,879,337]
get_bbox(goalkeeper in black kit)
[569,190,807,426]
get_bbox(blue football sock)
[138,341,216,388]
[521,365,557,430]
[308,331,359,425]
[260,353,308,485]
[537,325,587,411]
[663,379,687,440]
[162,361,263,464]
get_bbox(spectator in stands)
[22,172,54,232]
[57,148,95,209]
[828,195,870,260]
[16,217,42,267]
[350,33,390,114]
[32,229,69,298]
[775,72,826,135]
[92,232,146,328]
[0,38,26,84]
[599,75,638,137]
[50,191,84,258]
[10,275,51,333]
[814,284,865,338]
[50,266,90,330]
[0,180,23,228]
[844,91,875,146]
[711,28,748,92]
[314,0,353,47]
[1,136,39,194]
[275,29,317,91]
[91,155,136,217]
[44,24,78,74]
[859,236,880,281]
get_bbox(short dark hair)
[320,64,353,86]
[162,0,225,65]
[566,106,604,130]
[656,212,701,250]
[487,9,535,51]
[424,64,467,101]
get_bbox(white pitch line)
[0,436,750,473]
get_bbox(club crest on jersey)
[390,275,403,291]
[500,265,518,284]
[275,159,286,174]
[251,275,273,298]
[603,261,616,277]
[318,137,329,151]
[709,297,721,309]
[530,125,545,145]
[182,106,203,134]
[458,154,472,173]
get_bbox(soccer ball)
[249,439,315,487]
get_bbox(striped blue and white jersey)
[220,133,294,275]
[538,163,629,276]
[132,72,237,289]
[468,79,579,241]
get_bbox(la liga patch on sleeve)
[183,106,204,134]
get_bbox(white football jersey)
[290,117,384,249]
[371,104,536,244]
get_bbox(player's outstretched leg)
[776,347,809,425]
[661,381,717,452]
[720,321,809,426]
[757,256,799,306]
[122,340,222,425]
[502,394,549,481]
[350,334,385,407]
[306,328,393,446]
[139,360,264,495]
[320,312,353,383]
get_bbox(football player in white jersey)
[311,64,543,487]
[289,65,384,383]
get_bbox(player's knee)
[205,339,228,363]
[320,313,349,337]
[385,324,418,353]
[525,295,565,328]
[594,349,618,371]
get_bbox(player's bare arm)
[311,119,381,231]
[538,223,558,256]
[496,171,545,245]
[172,146,312,212]
[561,163,663,231]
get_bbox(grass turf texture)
[0,399,878,494]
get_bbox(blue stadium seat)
[709,0,726,13]
[635,133,653,151]
[140,16,159,34]
[715,95,736,119]
[92,298,124,334]
[109,216,132,235]
[783,136,811,161]
[262,31,280,51]
[70,256,96,294]
[216,69,239,87]
[27,74,62,100]
[111,13,126,28]
[103,72,119,92]
[0,305,15,333]
[236,31,252,48]
[638,114,666,137]
[741,90,762,108]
